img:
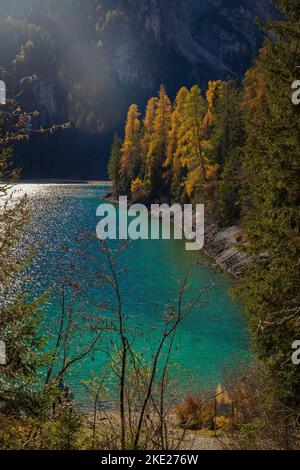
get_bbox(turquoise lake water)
[17,183,250,405]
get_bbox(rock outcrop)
[204,225,251,278]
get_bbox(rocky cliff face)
[103,0,278,90]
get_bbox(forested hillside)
[0,0,277,179]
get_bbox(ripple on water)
[15,184,251,404]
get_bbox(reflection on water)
[15,183,250,404]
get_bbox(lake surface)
[16,183,250,405]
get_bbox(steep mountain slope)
[0,0,278,178]
[113,0,278,87]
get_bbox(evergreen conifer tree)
[239,0,300,405]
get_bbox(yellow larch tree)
[145,85,172,198]
[164,86,189,201]
[140,97,159,180]
[177,85,207,200]
[119,104,141,194]
[202,80,222,138]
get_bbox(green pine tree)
[238,0,300,407]
[210,81,244,225]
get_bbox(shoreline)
[105,193,249,279]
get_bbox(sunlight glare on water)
[15,183,250,405]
